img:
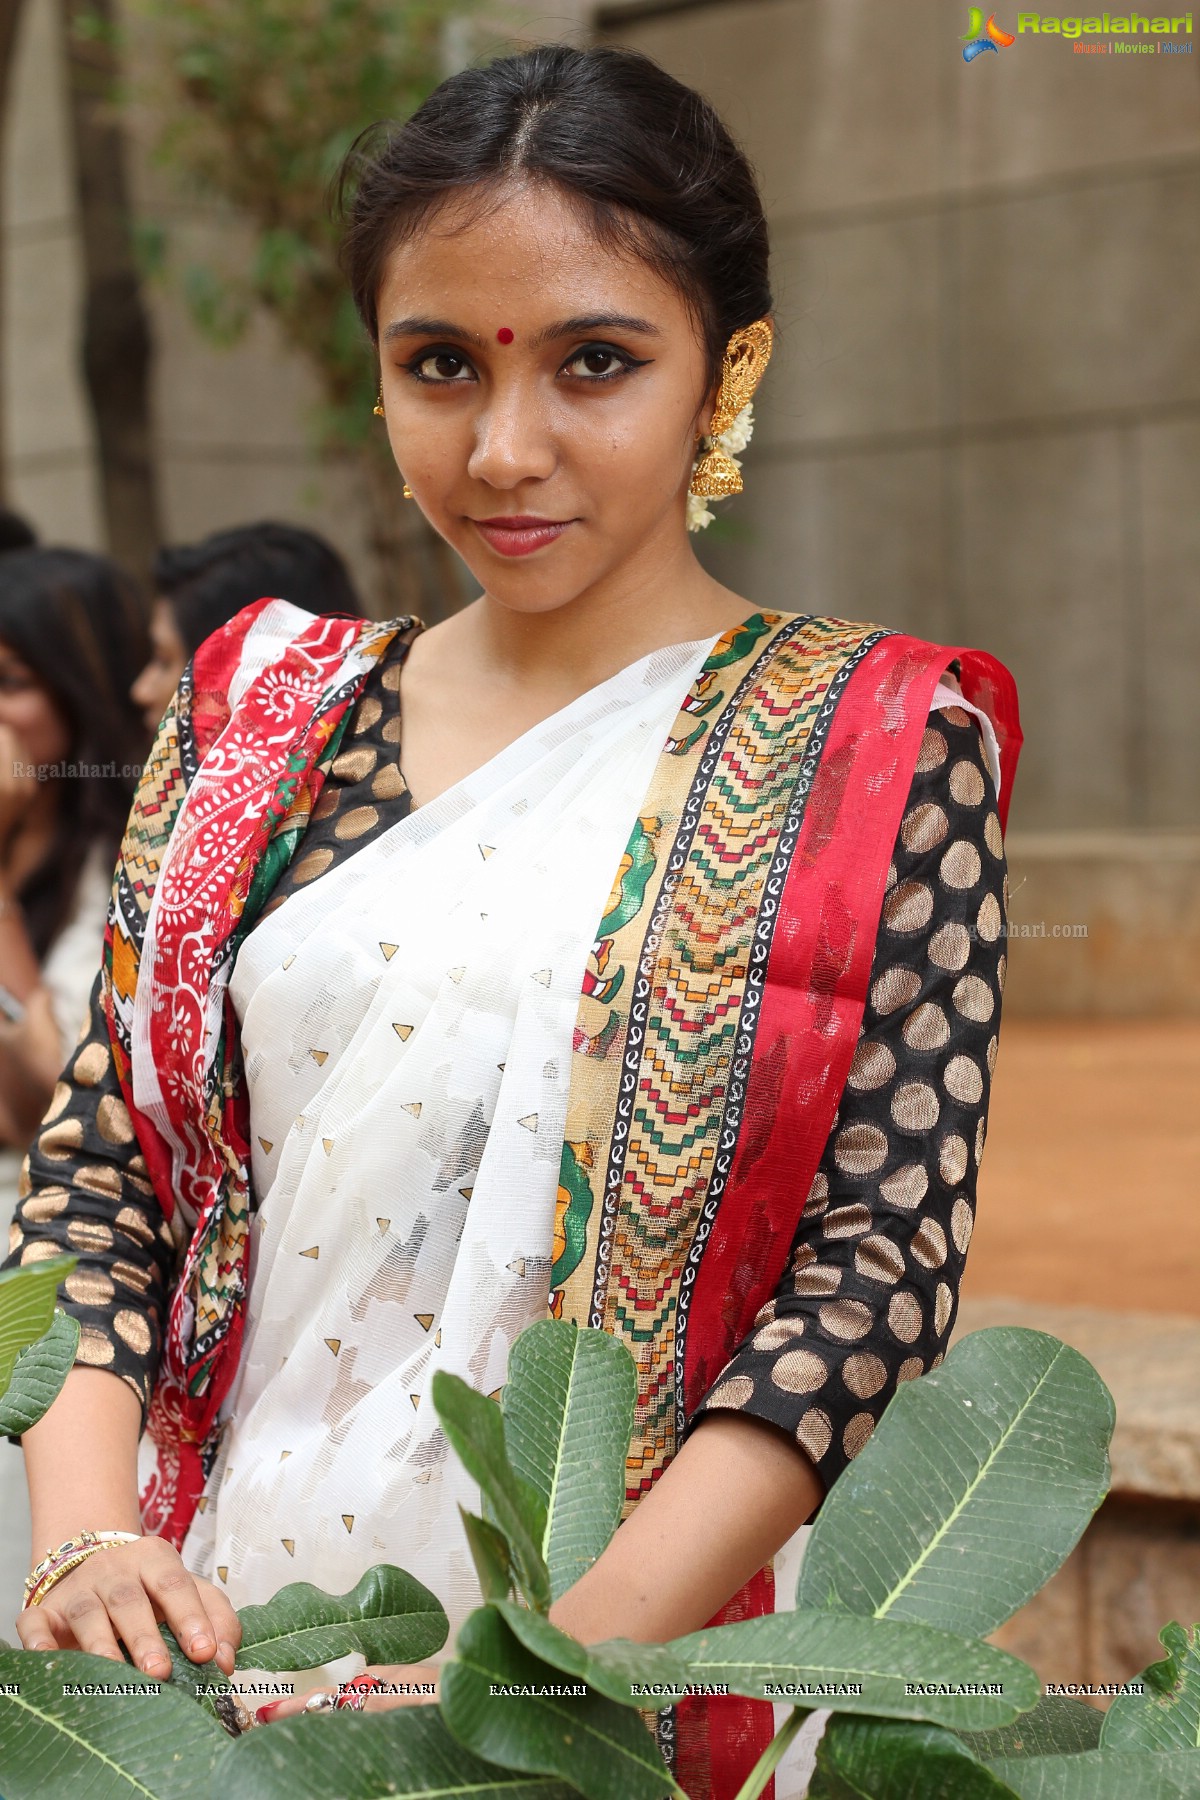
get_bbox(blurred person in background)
[0,509,37,553]
[130,520,366,734]
[0,544,149,1622]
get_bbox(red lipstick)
[471,515,574,557]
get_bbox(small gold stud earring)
[373,387,385,417]
[402,483,413,500]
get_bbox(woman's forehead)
[377,183,686,322]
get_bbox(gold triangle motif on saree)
[392,1023,413,1039]
[401,1101,422,1117]
[324,1338,341,1355]
[281,1539,295,1556]
[518,1113,538,1132]
[415,1313,434,1331]
[309,1049,328,1066]
[342,1515,354,1533]
[380,942,398,960]
[299,1245,319,1260]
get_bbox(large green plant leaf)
[797,1328,1114,1635]
[665,1609,1037,1730]
[440,1604,680,1800]
[1100,1621,1200,1750]
[958,1693,1103,1758]
[809,1715,1021,1798]
[432,1369,551,1611]
[0,1259,76,1395]
[234,1565,447,1671]
[212,1704,579,1798]
[501,1318,637,1600]
[0,1310,80,1435]
[0,1647,226,1797]
[988,1749,1200,1797]
[460,1507,514,1603]
[493,1599,693,1708]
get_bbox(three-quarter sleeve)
[2,966,181,1428]
[684,704,1008,1494]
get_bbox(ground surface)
[966,1018,1200,1316]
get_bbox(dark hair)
[155,521,365,655]
[0,548,150,958]
[335,43,773,400]
[0,509,37,553]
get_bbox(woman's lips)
[471,517,574,557]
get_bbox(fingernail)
[218,1639,236,1665]
[256,1700,283,1724]
[190,1633,215,1657]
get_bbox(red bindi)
[496,327,514,344]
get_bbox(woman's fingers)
[139,1546,219,1663]
[57,1581,142,1668]
[14,1602,65,1652]
[196,1580,243,1675]
[91,1572,175,1675]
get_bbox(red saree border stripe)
[684,632,1020,1412]
[673,1564,777,1800]
[675,634,1020,1796]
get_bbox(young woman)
[6,44,1019,1800]
[130,521,365,736]
[0,546,149,1622]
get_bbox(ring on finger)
[303,1690,337,1713]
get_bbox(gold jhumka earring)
[688,318,774,499]
[373,387,413,498]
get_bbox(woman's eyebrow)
[381,316,486,346]
[380,312,662,348]
[528,313,663,348]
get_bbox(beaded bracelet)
[23,1531,141,1610]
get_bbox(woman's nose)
[466,386,557,488]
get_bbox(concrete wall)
[4,0,1197,1006]
[600,0,1200,1011]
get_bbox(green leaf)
[501,1318,637,1600]
[987,1749,1200,1798]
[152,1626,244,1728]
[432,1369,551,1612]
[212,1703,579,1797]
[809,1715,1022,1799]
[0,1647,226,1797]
[958,1693,1103,1758]
[460,1507,514,1603]
[0,1259,77,1396]
[0,1310,80,1435]
[666,1609,1039,1729]
[493,1599,693,1709]
[797,1328,1114,1636]
[1100,1621,1200,1751]
[234,1565,447,1671]
[440,1605,678,1800]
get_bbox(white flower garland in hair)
[686,401,756,533]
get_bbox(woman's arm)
[547,1410,821,1645]
[549,708,1006,1646]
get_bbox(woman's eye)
[564,345,630,380]
[410,350,474,383]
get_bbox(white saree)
[178,625,725,1658]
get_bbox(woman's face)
[0,636,71,769]
[375,180,720,615]
[130,599,188,734]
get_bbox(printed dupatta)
[100,599,1019,1799]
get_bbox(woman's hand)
[15,1535,242,1679]
[258,1662,441,1721]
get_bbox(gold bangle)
[23,1530,141,1609]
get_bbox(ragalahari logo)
[961,8,1018,57]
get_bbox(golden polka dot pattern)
[8,652,1004,1504]
[686,705,1006,1488]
